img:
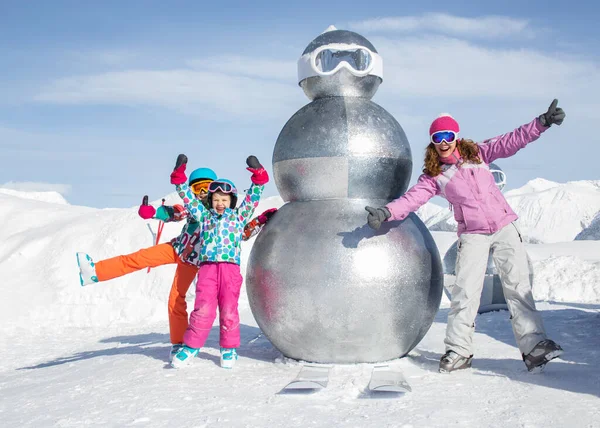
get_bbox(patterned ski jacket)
[148,202,204,265]
[385,118,548,236]
[175,181,264,265]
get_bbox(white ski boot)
[76,252,99,286]
[220,347,238,369]
[171,345,199,368]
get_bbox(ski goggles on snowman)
[430,130,458,145]
[490,169,507,190]
[190,180,212,195]
[297,43,383,82]
[208,180,237,194]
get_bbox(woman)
[365,100,565,373]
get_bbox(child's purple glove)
[246,155,269,185]
[170,154,188,185]
[138,195,156,219]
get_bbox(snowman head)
[297,26,383,100]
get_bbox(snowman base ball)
[246,200,443,363]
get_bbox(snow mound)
[532,256,600,303]
[0,188,69,205]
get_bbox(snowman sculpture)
[246,27,443,364]
[442,163,534,313]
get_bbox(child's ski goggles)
[208,180,237,194]
[190,180,211,195]
[431,130,458,145]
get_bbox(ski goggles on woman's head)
[208,180,236,194]
[190,180,211,195]
[431,130,458,145]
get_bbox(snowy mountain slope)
[575,211,600,240]
[425,179,600,243]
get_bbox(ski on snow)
[367,365,412,393]
[281,364,331,392]
[280,364,411,394]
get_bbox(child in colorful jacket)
[365,99,566,373]
[76,167,272,361]
[169,154,268,369]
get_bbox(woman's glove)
[365,206,391,230]
[539,99,565,127]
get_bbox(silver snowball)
[247,200,443,363]
[273,96,412,201]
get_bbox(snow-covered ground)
[1,186,599,427]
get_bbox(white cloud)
[68,49,141,67]
[348,13,534,40]
[34,68,303,120]
[30,21,600,128]
[1,181,72,195]
[187,56,296,81]
[371,35,600,103]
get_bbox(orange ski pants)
[95,243,198,344]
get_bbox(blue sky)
[1,0,598,208]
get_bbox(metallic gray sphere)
[246,200,444,363]
[301,72,382,100]
[273,97,412,202]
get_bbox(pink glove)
[170,164,187,185]
[247,167,269,185]
[258,207,277,224]
[138,195,156,219]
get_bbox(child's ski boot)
[76,253,99,286]
[171,345,199,368]
[169,344,184,362]
[220,347,238,369]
